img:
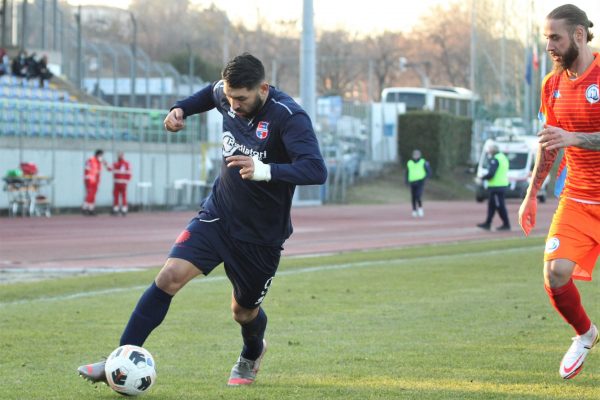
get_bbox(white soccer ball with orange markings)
[105,345,156,396]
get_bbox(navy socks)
[119,281,267,361]
[241,308,267,360]
[120,281,173,346]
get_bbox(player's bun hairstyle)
[222,53,266,89]
[547,4,595,42]
[94,149,104,157]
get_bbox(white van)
[474,135,549,203]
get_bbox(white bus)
[381,86,476,117]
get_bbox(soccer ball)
[104,345,157,396]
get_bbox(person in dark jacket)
[77,53,327,388]
[477,143,510,231]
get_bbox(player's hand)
[538,125,574,151]
[226,155,255,180]
[164,108,185,132]
[226,155,271,181]
[518,195,537,236]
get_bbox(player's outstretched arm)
[518,141,558,236]
[163,108,185,132]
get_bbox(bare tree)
[75,0,528,116]
[363,31,408,101]
[317,30,365,97]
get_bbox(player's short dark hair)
[547,4,595,42]
[222,53,265,89]
[94,149,104,157]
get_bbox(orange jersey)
[539,53,600,201]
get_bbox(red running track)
[0,199,557,274]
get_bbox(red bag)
[20,162,38,175]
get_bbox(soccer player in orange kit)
[519,4,600,379]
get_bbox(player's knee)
[544,260,574,288]
[155,260,194,295]
[231,303,257,325]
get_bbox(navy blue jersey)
[482,157,499,180]
[173,81,327,247]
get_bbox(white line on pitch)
[0,246,539,308]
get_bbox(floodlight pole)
[75,5,82,90]
[129,11,137,107]
[300,0,316,125]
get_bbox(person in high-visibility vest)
[477,143,510,231]
[405,149,431,218]
[82,149,106,216]
[108,151,132,216]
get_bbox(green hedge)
[398,111,472,178]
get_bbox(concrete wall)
[0,137,205,211]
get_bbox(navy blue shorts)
[168,210,281,309]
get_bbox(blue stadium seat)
[39,124,52,138]
[1,121,17,136]
[40,88,52,101]
[51,90,63,101]
[28,108,41,124]
[2,103,17,122]
[64,125,76,138]
[12,86,24,99]
[27,122,42,137]
[9,76,21,86]
[0,85,10,97]
[62,110,74,125]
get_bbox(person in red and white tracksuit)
[82,149,105,215]
[108,151,132,215]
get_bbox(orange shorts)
[545,198,600,281]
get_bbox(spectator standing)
[108,151,132,216]
[405,149,430,218]
[82,149,106,216]
[477,143,511,231]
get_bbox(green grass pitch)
[1,237,600,399]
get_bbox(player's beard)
[552,39,579,73]
[235,94,264,119]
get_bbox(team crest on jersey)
[553,90,561,99]
[256,121,269,139]
[545,237,560,253]
[585,84,599,104]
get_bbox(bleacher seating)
[0,74,192,144]
[0,75,130,141]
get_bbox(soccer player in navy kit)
[78,53,327,386]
